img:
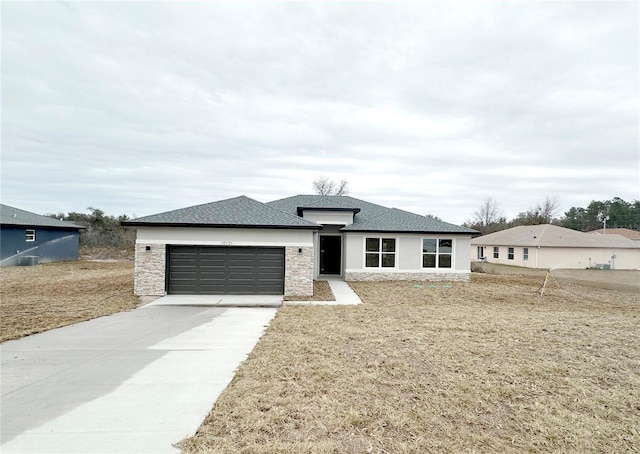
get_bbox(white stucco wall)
[136,227,313,246]
[344,233,472,276]
[473,245,640,270]
[302,210,354,225]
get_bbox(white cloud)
[1,1,637,225]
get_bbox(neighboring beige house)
[471,224,640,270]
[589,228,640,241]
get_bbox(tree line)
[463,196,640,235]
[48,208,135,248]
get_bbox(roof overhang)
[341,229,477,235]
[120,221,321,230]
[0,223,85,230]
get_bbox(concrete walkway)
[283,277,363,306]
[1,305,277,453]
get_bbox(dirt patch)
[472,261,640,293]
[180,276,639,453]
[283,280,335,301]
[79,245,134,261]
[0,260,139,342]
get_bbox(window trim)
[364,237,397,269]
[508,247,514,260]
[493,246,499,259]
[421,237,454,269]
[26,229,36,242]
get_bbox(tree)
[561,197,640,231]
[312,176,349,196]
[473,198,502,225]
[512,195,561,226]
[46,207,136,248]
[463,198,506,234]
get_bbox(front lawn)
[180,274,639,453]
[0,261,139,342]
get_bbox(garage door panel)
[168,246,284,295]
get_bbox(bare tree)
[538,195,560,223]
[472,197,503,227]
[312,176,349,196]
[513,195,561,225]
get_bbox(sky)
[1,1,638,225]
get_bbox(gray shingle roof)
[472,224,640,249]
[0,204,84,229]
[123,196,320,229]
[268,195,477,234]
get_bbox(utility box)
[594,263,610,270]
[18,256,39,266]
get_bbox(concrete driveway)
[1,304,277,453]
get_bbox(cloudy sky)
[2,1,638,225]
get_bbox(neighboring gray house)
[0,204,84,267]
[123,195,477,297]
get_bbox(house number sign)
[220,241,233,245]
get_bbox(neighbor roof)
[588,228,640,240]
[268,195,477,234]
[472,224,640,249]
[0,204,84,229]
[122,195,320,229]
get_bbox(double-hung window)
[523,247,529,261]
[508,247,514,260]
[493,247,499,258]
[422,239,453,268]
[26,229,36,242]
[365,238,396,268]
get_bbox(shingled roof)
[122,195,320,229]
[125,194,476,234]
[472,224,640,249]
[268,195,477,234]
[0,204,83,229]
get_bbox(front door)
[320,236,341,275]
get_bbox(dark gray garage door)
[167,246,285,295]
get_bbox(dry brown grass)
[180,274,640,453]
[284,280,335,301]
[0,260,139,342]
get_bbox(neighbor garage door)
[167,246,285,295]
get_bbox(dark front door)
[320,236,341,275]
[167,246,284,295]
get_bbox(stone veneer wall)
[345,271,471,282]
[134,243,166,296]
[284,246,313,296]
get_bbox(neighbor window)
[493,247,499,258]
[523,248,529,261]
[365,238,396,268]
[508,247,514,260]
[26,229,35,242]
[422,238,453,268]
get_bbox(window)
[26,229,35,242]
[508,247,514,260]
[365,238,396,268]
[422,238,453,268]
[493,247,499,259]
[523,248,529,261]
